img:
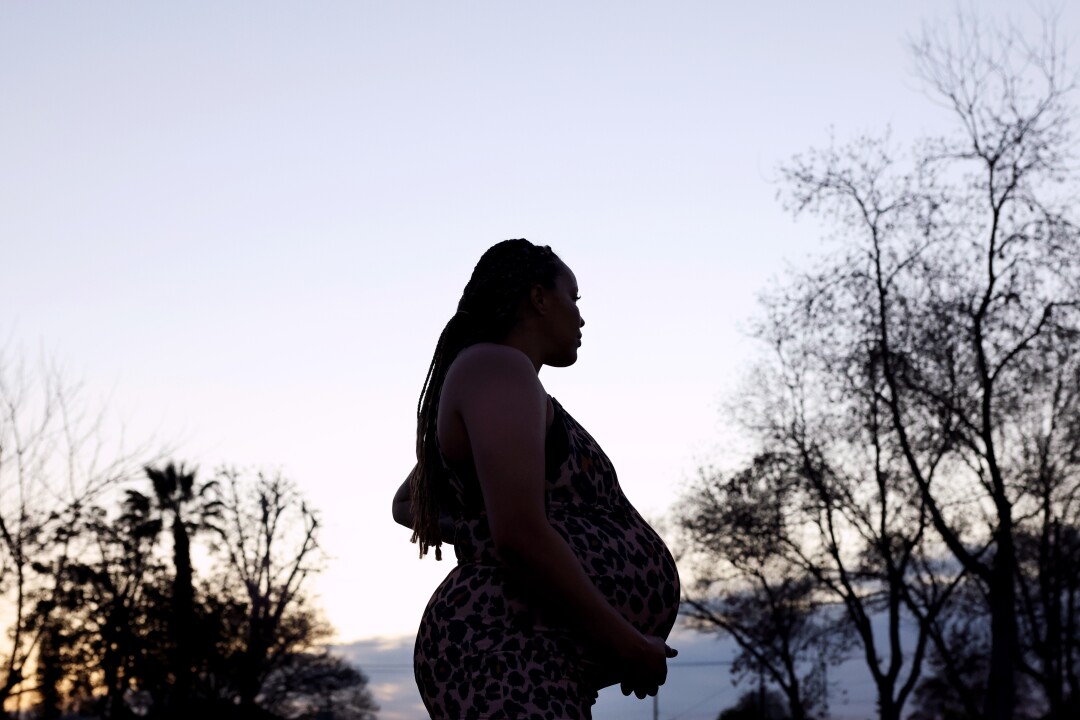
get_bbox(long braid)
[411,317,463,560]
[411,239,562,559]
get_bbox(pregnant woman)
[392,239,681,719]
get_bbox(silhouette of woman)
[393,239,680,719]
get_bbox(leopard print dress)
[413,397,681,719]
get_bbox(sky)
[3,1,1078,716]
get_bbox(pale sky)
[3,0,1075,657]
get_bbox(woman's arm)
[457,346,673,694]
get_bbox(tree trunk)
[36,623,62,720]
[101,605,125,719]
[984,531,1018,720]
[171,516,194,714]
[879,694,901,720]
[784,686,807,720]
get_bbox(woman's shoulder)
[451,343,537,381]
[443,344,546,415]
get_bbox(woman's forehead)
[557,263,578,288]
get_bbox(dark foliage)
[8,464,377,720]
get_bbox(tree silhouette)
[0,351,148,718]
[29,490,171,718]
[678,460,844,720]
[778,12,1079,716]
[259,651,379,720]
[0,354,374,718]
[682,8,1079,720]
[17,466,375,720]
[206,469,324,715]
[134,462,221,716]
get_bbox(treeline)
[0,362,375,719]
[678,11,1080,720]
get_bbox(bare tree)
[682,9,1079,720]
[771,10,1079,720]
[0,350,147,716]
[678,460,844,720]
[680,365,960,720]
[207,468,325,716]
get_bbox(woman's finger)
[665,645,678,658]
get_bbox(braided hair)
[411,239,564,559]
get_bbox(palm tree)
[137,462,221,716]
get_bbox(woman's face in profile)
[543,264,585,368]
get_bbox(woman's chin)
[545,350,579,368]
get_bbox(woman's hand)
[618,634,677,699]
[391,467,417,529]
[393,465,456,545]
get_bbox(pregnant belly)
[551,505,681,640]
